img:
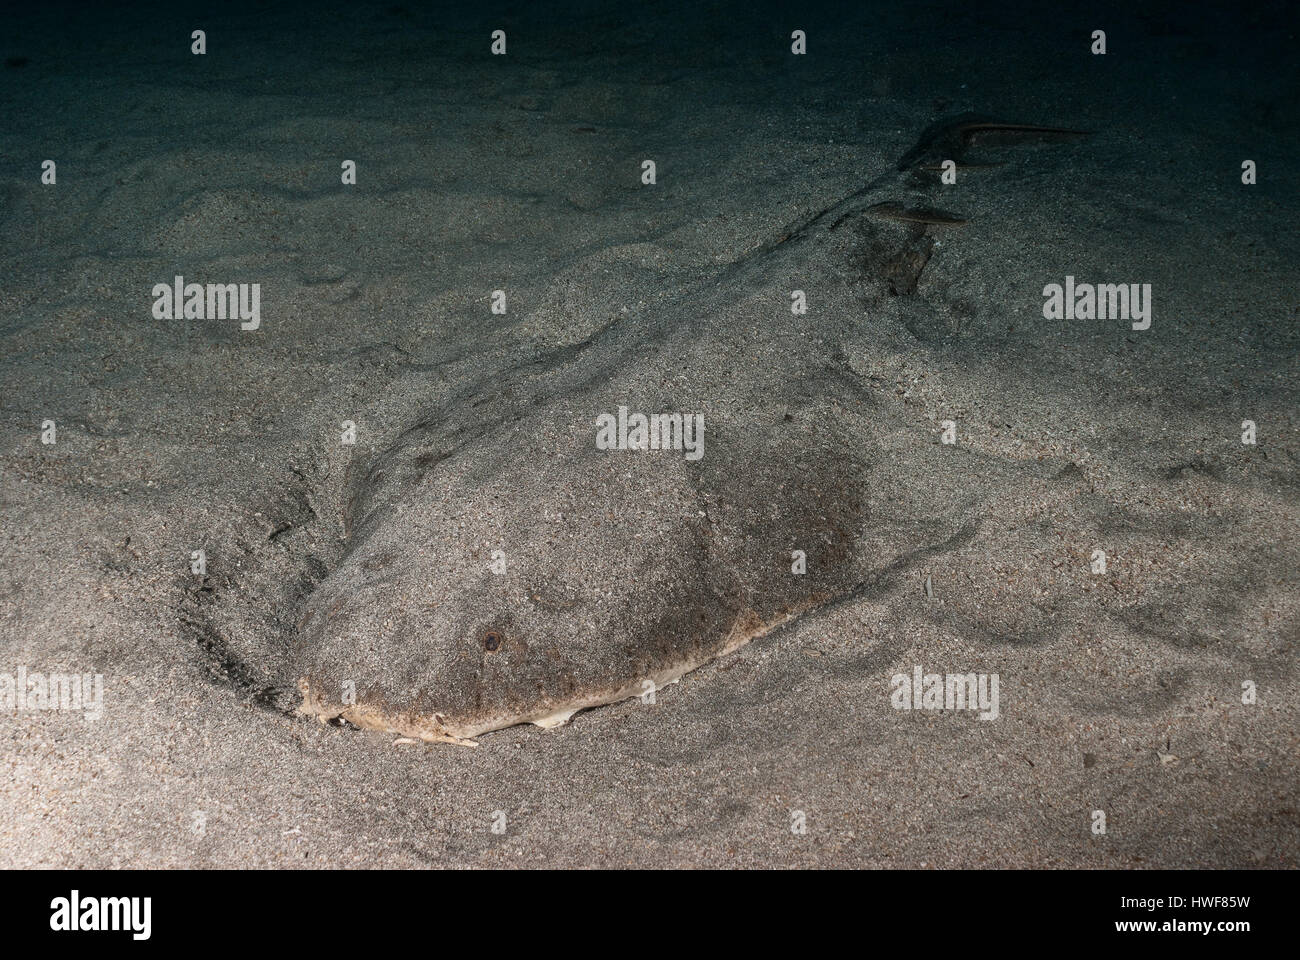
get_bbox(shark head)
[294,394,869,745]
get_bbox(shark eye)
[483,631,502,652]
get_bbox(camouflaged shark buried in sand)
[294,114,1086,745]
[295,376,874,746]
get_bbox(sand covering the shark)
[289,116,1096,747]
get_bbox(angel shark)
[294,323,876,744]
[293,115,1083,744]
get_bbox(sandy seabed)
[0,1,1297,867]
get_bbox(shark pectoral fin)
[531,708,580,730]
